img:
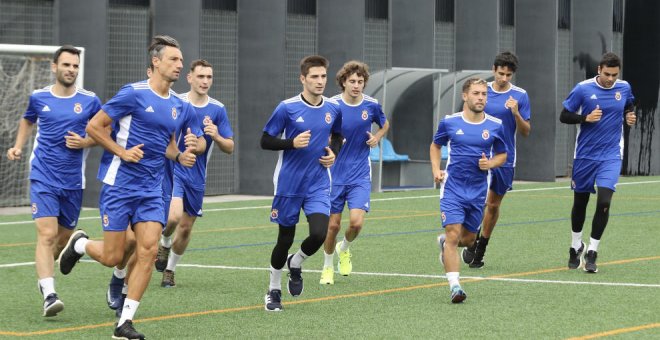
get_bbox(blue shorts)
[99,184,164,232]
[489,167,514,196]
[330,182,371,214]
[270,188,330,226]
[163,196,172,223]
[30,180,82,229]
[439,197,483,233]
[172,174,204,217]
[571,159,621,193]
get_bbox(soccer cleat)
[437,234,446,266]
[469,246,486,269]
[43,293,64,317]
[319,266,334,285]
[113,320,145,340]
[584,250,598,273]
[161,269,176,288]
[336,242,352,276]
[568,242,586,269]
[462,242,478,265]
[264,289,283,312]
[155,244,170,272]
[107,274,125,310]
[286,254,303,297]
[58,229,88,275]
[450,285,467,303]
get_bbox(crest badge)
[325,112,332,124]
[171,107,178,119]
[482,129,490,140]
[441,211,446,222]
[31,203,38,214]
[73,103,82,114]
[203,115,212,125]
[615,91,622,101]
[102,214,109,227]
[361,110,368,120]
[270,209,279,219]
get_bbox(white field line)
[2,179,660,226]
[3,260,658,288]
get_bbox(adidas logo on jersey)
[42,105,51,112]
[145,106,154,112]
[590,94,598,100]
[197,209,203,215]
[456,129,464,135]
[296,116,305,123]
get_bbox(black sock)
[477,235,489,249]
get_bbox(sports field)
[1,177,659,339]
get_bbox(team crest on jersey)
[441,211,446,222]
[73,103,82,114]
[615,91,622,101]
[270,209,279,219]
[31,203,38,214]
[325,112,332,124]
[203,115,212,125]
[482,129,490,140]
[171,107,178,119]
[361,110,368,120]
[102,214,109,227]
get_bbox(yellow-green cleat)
[319,266,334,285]
[336,242,352,276]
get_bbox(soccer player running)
[57,36,204,339]
[6,45,101,317]
[155,59,235,287]
[462,52,531,268]
[319,60,389,285]
[431,78,507,303]
[261,55,342,311]
[559,52,635,273]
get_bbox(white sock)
[121,283,128,295]
[166,251,182,271]
[340,238,351,252]
[113,267,127,279]
[160,235,172,248]
[289,249,309,268]
[269,266,282,291]
[323,251,334,268]
[446,272,460,288]
[588,238,600,252]
[74,237,89,255]
[117,298,139,327]
[571,232,583,250]
[38,277,55,298]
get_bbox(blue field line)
[186,209,660,253]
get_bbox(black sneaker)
[568,242,585,269]
[155,244,170,272]
[286,254,303,297]
[113,320,145,340]
[43,293,64,317]
[584,250,598,273]
[57,229,88,275]
[469,246,486,268]
[462,241,478,265]
[107,274,125,310]
[161,269,176,288]
[264,289,283,312]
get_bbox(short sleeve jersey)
[97,80,202,192]
[263,94,342,197]
[563,77,635,161]
[433,112,507,202]
[23,86,102,189]
[173,93,233,188]
[330,94,386,185]
[484,82,531,167]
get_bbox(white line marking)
[0,261,34,268]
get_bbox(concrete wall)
[455,0,498,70]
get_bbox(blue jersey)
[263,94,342,197]
[97,80,203,192]
[433,112,507,202]
[563,77,634,161]
[173,93,234,188]
[330,94,386,185]
[24,86,102,190]
[484,82,531,167]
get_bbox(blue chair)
[369,138,409,162]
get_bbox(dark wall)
[391,0,435,68]
[571,1,613,82]
[237,0,286,195]
[514,0,557,181]
[455,0,498,70]
[391,76,435,159]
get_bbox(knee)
[328,221,341,234]
[485,201,500,214]
[136,242,158,262]
[276,230,295,249]
[177,222,193,239]
[102,253,124,267]
[309,228,327,245]
[348,223,362,234]
[596,198,611,212]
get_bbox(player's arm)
[166,133,196,167]
[6,118,34,160]
[480,152,507,170]
[366,119,390,147]
[182,128,206,155]
[203,118,234,154]
[261,130,311,150]
[86,109,144,162]
[624,102,636,126]
[429,142,445,183]
[65,131,98,149]
[512,111,530,137]
[329,132,343,156]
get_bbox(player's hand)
[505,95,519,114]
[6,147,22,160]
[203,121,218,138]
[319,146,335,168]
[432,168,446,184]
[366,131,380,148]
[183,128,198,150]
[479,153,490,171]
[120,144,144,163]
[586,105,602,123]
[178,148,196,168]
[293,130,311,149]
[625,111,636,126]
[65,131,86,149]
